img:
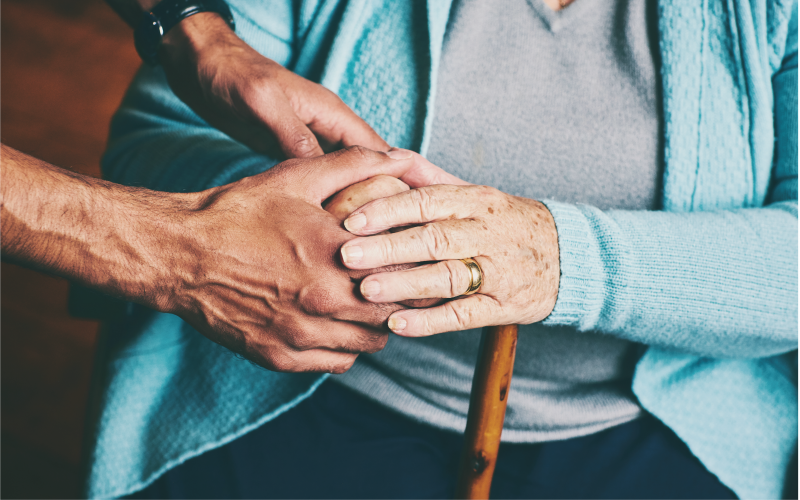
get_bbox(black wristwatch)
[134,0,235,66]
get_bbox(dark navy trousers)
[130,381,736,499]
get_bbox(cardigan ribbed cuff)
[539,200,605,329]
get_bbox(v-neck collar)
[526,0,596,32]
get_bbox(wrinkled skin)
[339,184,560,337]
[167,147,450,373]
[324,175,442,310]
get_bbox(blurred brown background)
[2,1,140,497]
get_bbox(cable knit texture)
[88,0,797,498]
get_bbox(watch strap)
[134,0,235,66]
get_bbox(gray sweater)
[334,0,662,442]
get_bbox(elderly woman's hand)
[339,185,560,337]
[325,174,445,310]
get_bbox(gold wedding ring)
[459,258,483,296]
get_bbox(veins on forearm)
[0,144,200,307]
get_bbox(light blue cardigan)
[88,1,798,498]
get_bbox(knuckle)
[288,131,319,157]
[361,332,389,354]
[421,223,450,260]
[446,302,471,331]
[477,185,503,202]
[299,286,341,317]
[285,330,314,351]
[376,236,399,266]
[344,144,374,161]
[440,260,467,297]
[322,88,347,108]
[362,301,402,328]
[409,187,439,221]
[329,356,357,375]
[265,349,300,372]
[476,256,498,292]
[417,313,435,336]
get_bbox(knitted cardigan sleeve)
[542,27,798,359]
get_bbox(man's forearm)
[0,144,199,309]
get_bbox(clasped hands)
[156,13,560,373]
[163,147,559,374]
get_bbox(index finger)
[340,218,486,269]
[343,184,483,235]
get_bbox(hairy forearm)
[1,144,200,309]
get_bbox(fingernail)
[341,244,363,265]
[388,316,407,333]
[386,148,413,160]
[361,280,381,299]
[344,213,367,232]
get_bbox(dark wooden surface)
[1,1,140,497]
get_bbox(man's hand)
[158,13,389,159]
[2,144,454,373]
[154,148,443,372]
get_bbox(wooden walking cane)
[455,324,519,499]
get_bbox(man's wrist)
[108,193,196,311]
